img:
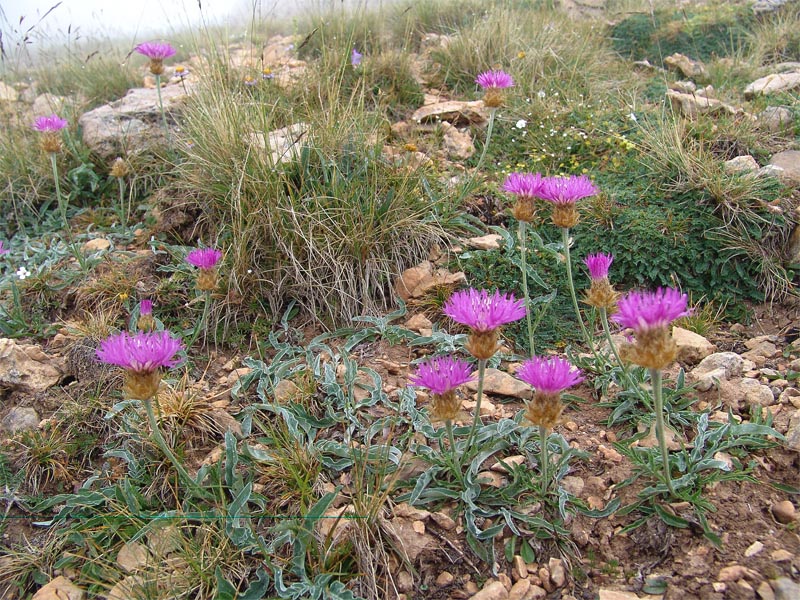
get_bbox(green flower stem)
[539,424,550,496]
[51,152,86,269]
[518,220,535,355]
[465,358,487,452]
[649,368,676,496]
[600,307,650,407]
[457,108,496,203]
[561,227,591,349]
[445,420,464,484]
[155,74,170,138]
[187,291,211,350]
[116,176,128,227]
[144,397,211,499]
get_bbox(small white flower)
[628,112,638,122]
[515,119,527,129]
[16,266,30,280]
[537,90,546,99]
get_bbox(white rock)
[672,326,715,364]
[745,72,800,99]
[0,81,18,103]
[690,352,751,391]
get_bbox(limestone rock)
[411,100,489,126]
[441,122,475,159]
[394,261,466,301]
[465,368,531,399]
[672,326,715,365]
[273,379,302,403]
[79,84,195,157]
[466,234,503,250]
[508,578,531,600]
[0,338,61,393]
[385,515,435,562]
[666,90,739,119]
[405,313,433,335]
[32,93,68,115]
[771,500,796,523]
[757,106,794,132]
[745,72,800,99]
[664,53,709,82]
[773,576,800,600]
[0,81,18,103]
[598,591,643,600]
[82,237,112,253]
[106,575,147,600]
[724,155,760,174]
[469,580,509,600]
[740,378,775,407]
[2,406,40,434]
[31,576,84,600]
[784,409,800,451]
[247,122,308,165]
[768,150,800,184]
[690,352,752,391]
[117,541,151,573]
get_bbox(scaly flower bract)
[135,41,177,60]
[539,175,598,205]
[33,114,68,132]
[443,288,526,333]
[96,331,183,374]
[517,356,584,396]
[186,247,222,270]
[584,253,614,281]
[351,48,363,67]
[612,288,690,333]
[408,356,474,396]
[475,70,514,90]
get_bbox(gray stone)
[32,93,67,116]
[2,406,40,434]
[247,122,308,166]
[768,150,800,184]
[666,89,740,119]
[785,409,800,451]
[0,338,61,393]
[79,84,195,157]
[740,378,776,407]
[773,576,800,600]
[746,71,800,99]
[724,155,760,174]
[673,326,715,364]
[757,106,794,132]
[0,81,18,103]
[690,352,753,391]
[441,122,475,159]
[664,53,710,82]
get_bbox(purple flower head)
[139,300,153,316]
[443,288,526,333]
[135,41,177,60]
[584,253,614,281]
[475,70,514,90]
[0,241,9,255]
[502,172,544,199]
[351,48,363,67]
[612,287,691,332]
[33,114,68,132]
[517,355,584,395]
[408,355,475,396]
[186,247,222,270]
[244,75,258,86]
[96,331,183,374]
[539,175,598,205]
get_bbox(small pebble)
[771,500,796,524]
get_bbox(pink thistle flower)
[539,175,598,205]
[135,41,177,60]
[517,355,584,395]
[443,288,526,333]
[475,70,514,90]
[0,241,9,255]
[408,356,474,396]
[351,48,363,67]
[186,247,222,270]
[502,172,544,199]
[584,253,614,281]
[612,288,690,333]
[96,331,183,375]
[139,300,153,316]
[33,114,68,132]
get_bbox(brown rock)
[490,455,526,473]
[469,580,509,600]
[465,368,531,399]
[430,510,457,531]
[508,578,531,600]
[466,234,503,251]
[441,122,475,159]
[598,591,644,600]
[31,577,84,600]
[0,338,62,393]
[672,326,715,364]
[526,585,547,600]
[397,571,414,593]
[664,53,709,82]
[548,558,566,588]
[772,500,796,524]
[116,541,151,573]
[405,313,433,335]
[273,379,302,403]
[411,100,489,126]
[718,564,757,582]
[512,555,528,580]
[82,237,112,252]
[437,571,456,587]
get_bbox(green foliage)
[610,3,755,64]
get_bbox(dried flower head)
[443,289,526,359]
[351,48,363,67]
[409,356,474,422]
[517,356,583,430]
[96,330,183,399]
[612,288,690,369]
[135,41,176,75]
[502,172,544,222]
[583,253,618,310]
[33,114,68,153]
[539,175,599,228]
[110,157,130,178]
[475,70,514,108]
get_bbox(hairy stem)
[650,368,676,496]
[539,424,550,496]
[561,227,591,348]
[465,359,487,451]
[518,220,535,355]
